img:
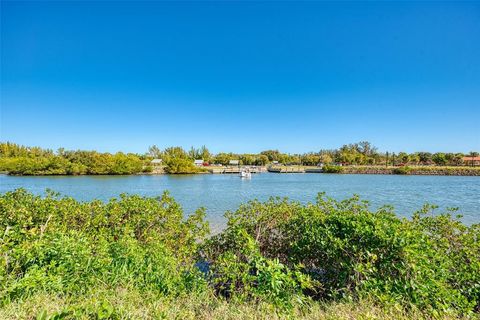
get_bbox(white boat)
[240,169,252,178]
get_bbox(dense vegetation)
[0,142,478,175]
[1,189,479,319]
[0,143,146,175]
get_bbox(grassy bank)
[1,190,479,319]
[0,292,468,320]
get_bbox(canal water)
[1,173,479,230]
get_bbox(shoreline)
[2,165,480,177]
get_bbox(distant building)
[194,159,204,166]
[150,159,162,166]
[272,161,279,164]
[462,156,480,166]
[229,160,240,166]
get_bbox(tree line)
[0,143,146,175]
[148,142,478,167]
[0,141,478,175]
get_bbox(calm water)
[1,173,479,230]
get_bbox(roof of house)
[229,160,240,164]
[463,156,480,161]
[150,159,162,164]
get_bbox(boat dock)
[267,166,324,173]
[267,166,305,173]
[207,166,264,174]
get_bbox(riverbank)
[2,142,479,176]
[266,165,480,176]
[3,164,480,176]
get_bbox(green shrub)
[164,158,201,174]
[204,194,480,314]
[322,165,344,173]
[142,165,153,173]
[1,189,479,317]
[393,166,411,175]
[0,152,144,176]
[0,189,209,304]
[207,228,314,307]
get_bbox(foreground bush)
[0,189,209,304]
[1,189,479,319]
[204,194,480,315]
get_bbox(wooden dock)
[267,166,306,173]
[207,167,263,174]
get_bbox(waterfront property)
[229,159,240,166]
[463,156,480,166]
[206,165,262,174]
[268,166,306,173]
[150,158,163,166]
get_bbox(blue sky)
[1,1,479,154]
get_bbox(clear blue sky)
[1,1,479,154]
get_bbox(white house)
[229,160,240,166]
[150,159,162,166]
[194,159,204,166]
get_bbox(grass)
[0,288,468,320]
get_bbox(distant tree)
[164,157,199,174]
[417,152,432,165]
[452,153,464,166]
[188,146,199,160]
[357,141,377,156]
[256,155,269,166]
[398,152,410,164]
[163,147,188,160]
[199,145,212,163]
[432,153,447,166]
[301,153,320,166]
[319,154,333,164]
[148,145,162,158]
[408,153,420,165]
[240,154,255,165]
[214,153,233,165]
[260,150,281,162]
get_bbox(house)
[194,159,204,167]
[462,156,480,166]
[150,159,162,166]
[272,161,279,165]
[229,160,240,166]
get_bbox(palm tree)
[468,151,479,167]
